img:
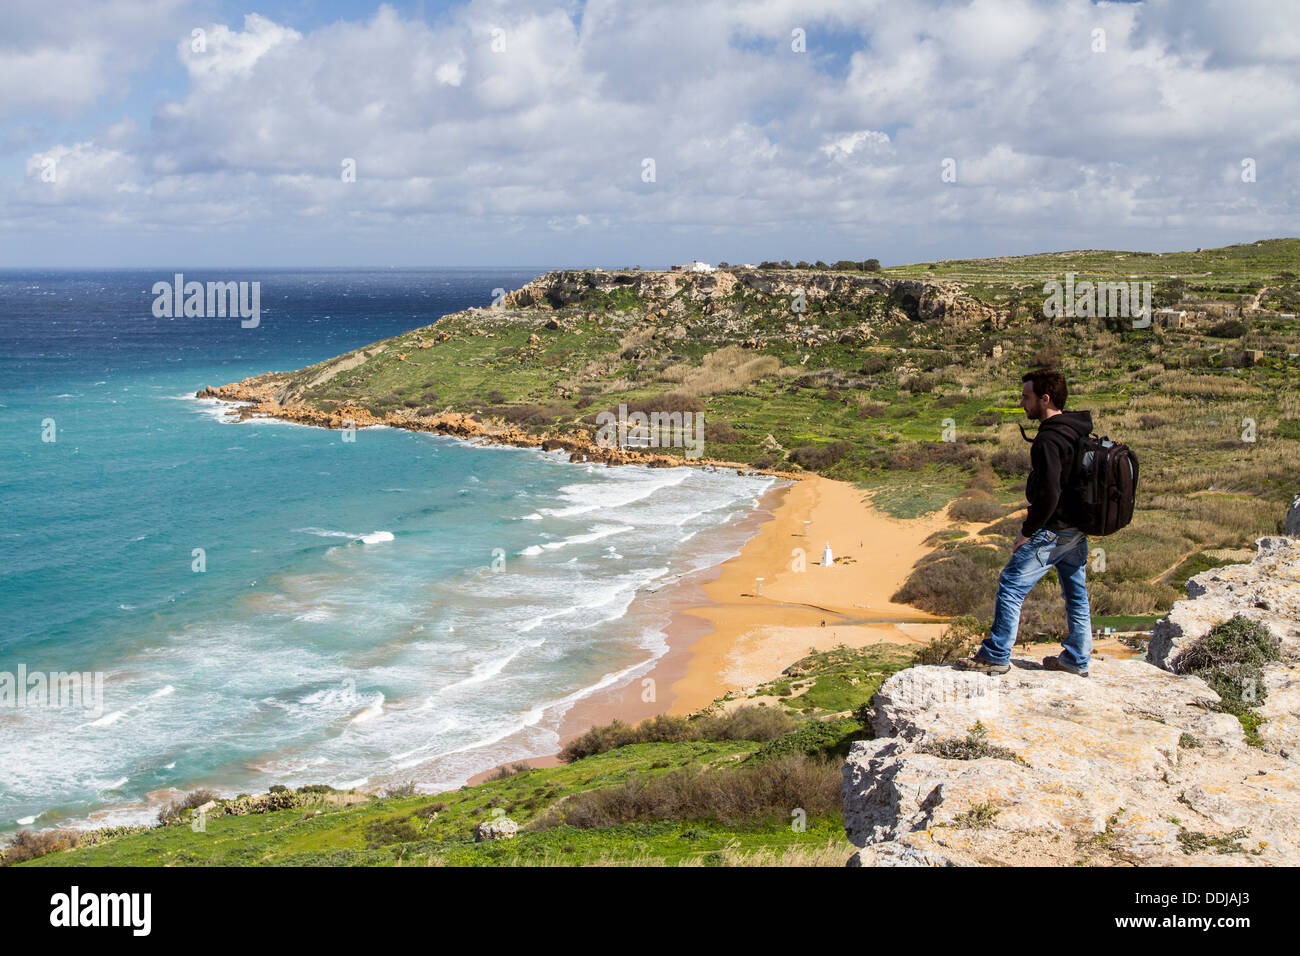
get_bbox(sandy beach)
[666,476,954,714]
[468,475,957,783]
[468,472,1147,784]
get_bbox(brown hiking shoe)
[953,655,1010,675]
[1043,655,1089,677]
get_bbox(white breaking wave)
[350,693,386,723]
[295,527,394,544]
[433,638,547,696]
[523,468,691,519]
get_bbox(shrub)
[991,445,1031,476]
[980,514,1024,538]
[559,706,789,762]
[966,461,998,493]
[365,816,422,848]
[705,421,741,443]
[487,389,507,403]
[1181,614,1281,713]
[753,718,862,761]
[972,410,1002,426]
[532,754,839,829]
[158,788,220,825]
[912,616,982,664]
[900,372,939,394]
[560,714,694,762]
[883,440,981,469]
[948,494,1008,523]
[414,802,447,819]
[695,705,795,742]
[916,721,1027,764]
[859,354,891,375]
[893,548,1004,617]
[1031,346,1063,367]
[1207,319,1246,338]
[789,441,851,470]
[1,828,82,866]
[488,762,533,781]
[383,781,419,798]
[855,402,888,418]
[609,393,705,418]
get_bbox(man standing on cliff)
[956,369,1093,677]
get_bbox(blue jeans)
[976,527,1092,668]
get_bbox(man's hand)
[1012,532,1028,552]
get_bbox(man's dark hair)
[1022,369,1067,409]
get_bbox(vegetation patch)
[916,721,1029,765]
[1181,614,1281,745]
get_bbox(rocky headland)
[842,497,1300,866]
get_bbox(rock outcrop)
[1147,536,1299,674]
[501,268,997,331]
[474,817,517,842]
[1147,529,1300,755]
[843,497,1300,866]
[841,660,1300,866]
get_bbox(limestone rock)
[1147,535,1300,675]
[474,818,518,842]
[842,660,1300,865]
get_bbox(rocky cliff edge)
[841,497,1300,866]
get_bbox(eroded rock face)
[841,660,1300,866]
[1147,537,1300,673]
[1145,532,1300,756]
[500,269,996,328]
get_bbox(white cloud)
[0,0,190,118]
[3,0,1298,264]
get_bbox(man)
[956,369,1093,677]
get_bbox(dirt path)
[1148,546,1198,585]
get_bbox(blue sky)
[1,0,1297,267]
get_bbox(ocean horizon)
[0,268,775,832]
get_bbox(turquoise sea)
[0,269,774,831]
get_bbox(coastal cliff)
[196,265,993,474]
[842,498,1300,866]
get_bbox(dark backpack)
[1070,432,1138,535]
[1020,425,1139,536]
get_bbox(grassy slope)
[20,646,911,867]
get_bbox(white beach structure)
[821,542,834,566]
[671,260,715,272]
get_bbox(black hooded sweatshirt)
[1021,409,1093,537]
